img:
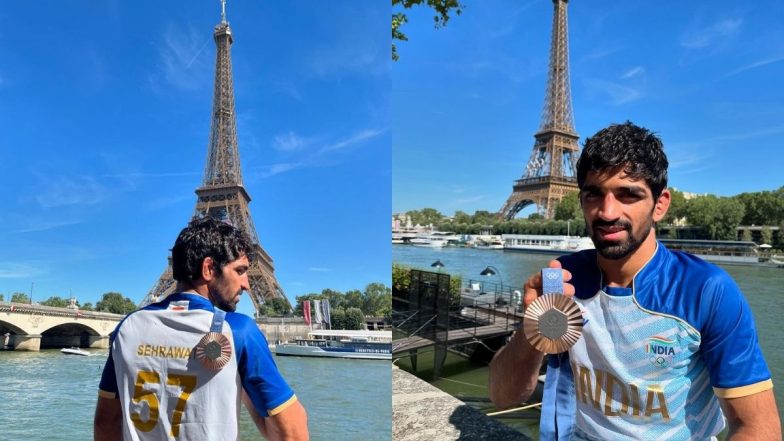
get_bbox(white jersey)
[99,294,296,441]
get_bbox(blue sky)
[393,0,784,216]
[0,1,390,316]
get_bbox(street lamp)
[480,265,504,293]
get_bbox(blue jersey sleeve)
[98,333,118,398]
[698,271,772,398]
[227,313,296,416]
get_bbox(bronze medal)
[195,332,232,371]
[195,309,232,371]
[523,268,583,353]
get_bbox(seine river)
[0,350,391,440]
[393,244,784,436]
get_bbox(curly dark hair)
[171,217,254,283]
[577,121,669,199]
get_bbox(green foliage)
[11,292,30,303]
[471,210,496,225]
[554,191,582,221]
[391,263,462,307]
[453,210,471,224]
[664,188,688,224]
[741,229,752,242]
[96,292,137,315]
[344,307,365,330]
[40,296,69,308]
[258,297,292,317]
[685,195,745,240]
[391,0,463,61]
[330,308,347,330]
[80,302,94,311]
[0,294,4,302]
[761,226,773,245]
[736,188,784,226]
[406,208,444,226]
[293,283,391,323]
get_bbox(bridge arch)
[41,322,102,349]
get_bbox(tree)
[362,283,392,317]
[685,195,745,240]
[741,229,752,242]
[258,297,291,317]
[453,210,471,224]
[0,294,4,302]
[554,191,582,221]
[392,0,463,61]
[737,189,784,226]
[330,308,347,330]
[471,210,496,225]
[40,296,69,308]
[406,208,444,226]
[761,226,773,245]
[81,302,94,311]
[664,188,688,225]
[96,292,137,315]
[11,292,30,303]
[344,307,365,330]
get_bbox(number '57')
[131,370,197,438]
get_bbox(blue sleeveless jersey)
[540,243,772,440]
[98,293,296,441]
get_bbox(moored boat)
[61,347,90,356]
[275,329,392,360]
[503,234,594,254]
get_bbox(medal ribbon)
[210,308,226,333]
[542,268,563,295]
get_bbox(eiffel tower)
[499,0,580,220]
[141,1,288,311]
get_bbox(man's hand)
[523,259,575,307]
[489,259,574,410]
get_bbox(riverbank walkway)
[393,366,529,441]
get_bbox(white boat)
[275,329,392,360]
[411,231,461,247]
[503,234,594,254]
[61,347,90,356]
[474,235,504,250]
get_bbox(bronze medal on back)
[195,332,232,371]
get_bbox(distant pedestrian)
[94,218,308,440]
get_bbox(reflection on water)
[0,349,391,441]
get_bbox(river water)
[393,244,784,436]
[0,350,391,440]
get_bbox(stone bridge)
[0,302,123,351]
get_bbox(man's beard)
[209,287,241,312]
[590,216,653,260]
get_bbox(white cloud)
[319,128,386,154]
[724,55,784,78]
[307,267,332,272]
[0,262,43,279]
[681,18,742,49]
[16,218,82,233]
[35,175,107,208]
[152,24,212,91]
[583,78,642,105]
[254,127,386,179]
[273,131,311,152]
[620,66,644,79]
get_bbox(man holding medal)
[489,122,780,440]
[94,218,308,440]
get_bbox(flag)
[321,299,331,329]
[303,301,311,327]
[313,300,324,326]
